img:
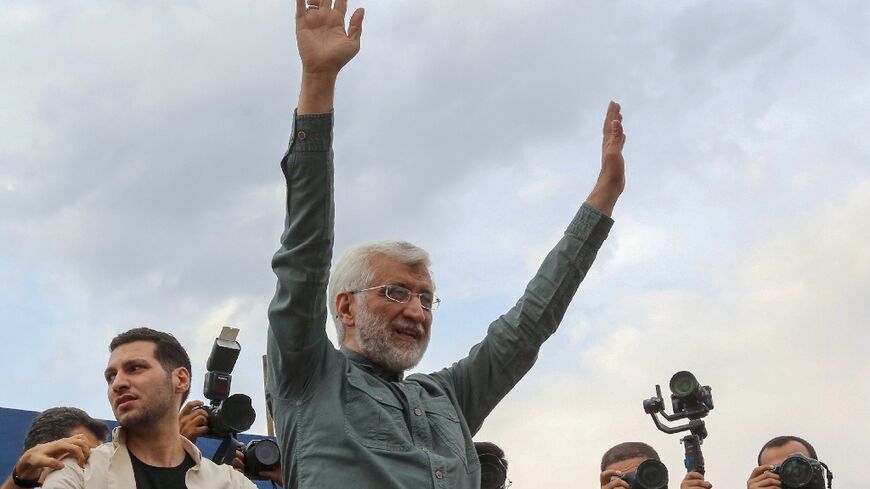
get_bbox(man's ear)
[336,290,355,328]
[173,367,191,395]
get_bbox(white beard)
[354,303,429,373]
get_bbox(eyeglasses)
[348,284,441,311]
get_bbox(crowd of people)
[3,1,833,488]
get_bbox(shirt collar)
[110,426,203,467]
[340,346,405,382]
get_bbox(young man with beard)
[42,328,256,489]
[266,1,625,487]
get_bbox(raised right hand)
[747,465,781,489]
[296,0,364,76]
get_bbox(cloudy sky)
[2,0,868,487]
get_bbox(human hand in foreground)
[585,101,626,216]
[747,464,781,489]
[11,434,92,482]
[179,400,209,443]
[599,469,631,489]
[681,471,713,489]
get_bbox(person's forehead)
[605,456,649,473]
[107,340,157,365]
[369,255,432,288]
[760,440,812,466]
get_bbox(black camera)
[475,442,509,489]
[196,327,256,439]
[771,453,833,489]
[643,371,713,422]
[668,371,713,417]
[643,371,714,474]
[240,439,281,479]
[620,459,669,489]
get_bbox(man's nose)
[403,296,427,322]
[111,372,129,392]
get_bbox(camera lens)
[210,393,256,436]
[250,440,281,467]
[478,454,507,489]
[635,459,668,489]
[669,371,699,398]
[780,456,814,487]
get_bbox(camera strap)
[819,461,833,489]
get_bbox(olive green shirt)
[266,112,614,489]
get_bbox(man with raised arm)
[266,1,626,488]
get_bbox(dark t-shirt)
[129,450,196,489]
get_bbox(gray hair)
[329,240,432,344]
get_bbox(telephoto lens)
[621,459,669,489]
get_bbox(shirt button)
[414,407,423,416]
[435,470,443,480]
[297,130,307,140]
[447,411,457,421]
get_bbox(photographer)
[179,400,283,485]
[747,436,832,489]
[599,442,712,489]
[2,407,107,489]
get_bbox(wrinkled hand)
[682,471,713,489]
[585,101,626,216]
[12,434,92,481]
[748,465,781,489]
[600,469,631,489]
[296,0,364,75]
[179,400,209,443]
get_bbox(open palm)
[296,0,364,74]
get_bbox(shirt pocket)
[424,397,479,474]
[344,372,411,452]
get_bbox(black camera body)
[241,439,281,479]
[620,459,669,489]
[643,371,714,474]
[475,442,508,489]
[668,371,713,419]
[771,453,832,489]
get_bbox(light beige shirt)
[42,427,256,489]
